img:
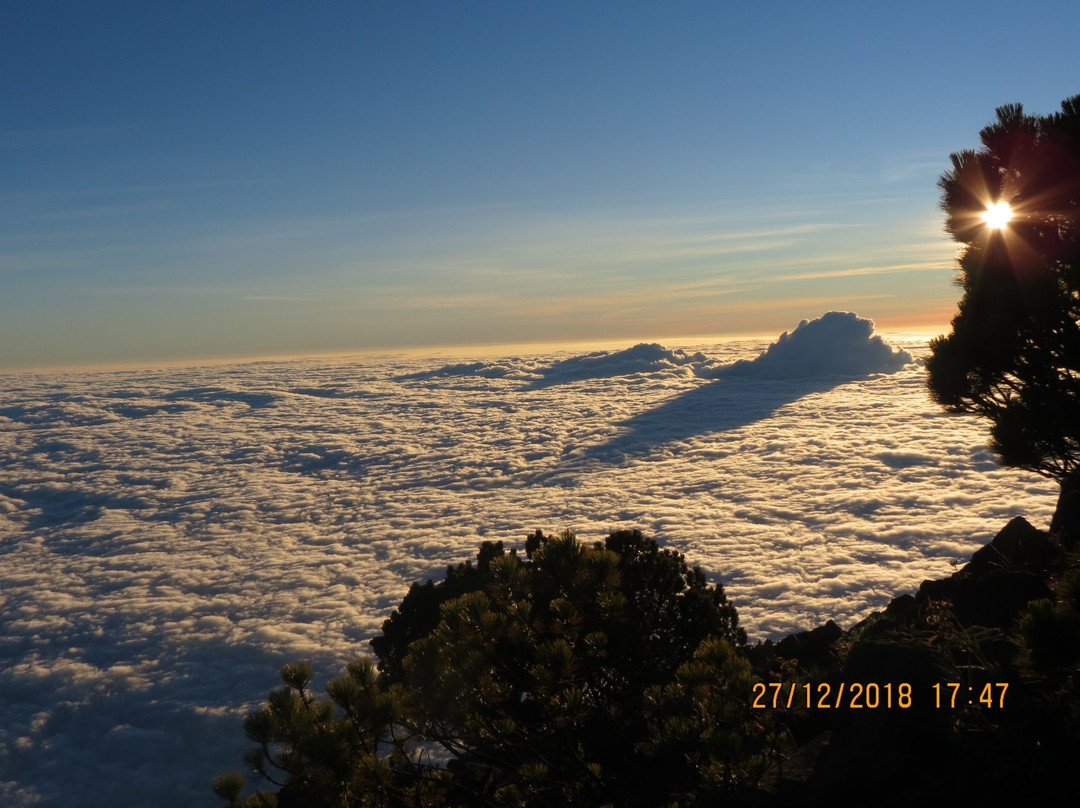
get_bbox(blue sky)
[3,0,1079,369]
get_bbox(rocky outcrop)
[757,516,1072,806]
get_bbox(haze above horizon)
[3,1,1078,371]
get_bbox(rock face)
[968,515,1060,571]
[772,619,843,669]
[756,517,1071,806]
[916,516,1057,629]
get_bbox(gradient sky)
[3,0,1079,370]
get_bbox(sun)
[981,200,1013,229]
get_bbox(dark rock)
[953,568,1052,627]
[773,619,843,668]
[765,515,1071,805]
[883,592,915,620]
[916,520,1056,629]
[968,516,1059,573]
[909,517,1058,630]
[806,638,952,800]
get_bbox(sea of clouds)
[0,312,1059,806]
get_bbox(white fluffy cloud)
[398,312,912,388]
[396,342,711,387]
[527,343,709,387]
[710,311,913,379]
[0,321,1057,806]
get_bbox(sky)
[3,0,1080,370]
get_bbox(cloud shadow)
[162,387,278,409]
[583,373,865,462]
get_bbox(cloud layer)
[0,321,1057,806]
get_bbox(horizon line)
[0,316,949,377]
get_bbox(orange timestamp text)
[751,681,1010,710]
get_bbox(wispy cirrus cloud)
[773,258,954,282]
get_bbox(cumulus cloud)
[525,343,709,388]
[0,330,1057,806]
[710,311,913,379]
[400,313,911,391]
[396,344,718,388]
[396,360,523,382]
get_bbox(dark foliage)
[217,529,768,808]
[369,540,508,682]
[374,528,745,686]
[217,521,1080,806]
[927,93,1080,542]
[383,529,753,806]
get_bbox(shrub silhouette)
[216,529,772,807]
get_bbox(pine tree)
[927,94,1080,544]
[215,529,762,807]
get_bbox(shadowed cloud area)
[588,312,914,460]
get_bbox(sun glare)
[981,200,1013,229]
